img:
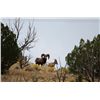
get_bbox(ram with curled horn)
[35,54,50,65]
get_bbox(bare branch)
[23,55,32,67]
[20,21,37,51]
[56,57,62,82]
[56,57,68,82]
[14,18,24,42]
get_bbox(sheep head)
[41,54,50,59]
[54,59,58,64]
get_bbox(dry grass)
[1,69,33,82]
[1,63,76,82]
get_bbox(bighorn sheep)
[48,59,58,67]
[35,54,50,65]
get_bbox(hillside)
[1,62,76,82]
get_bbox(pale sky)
[2,18,100,66]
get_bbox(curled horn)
[46,54,50,59]
[41,54,46,58]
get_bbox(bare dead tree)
[56,58,62,82]
[18,51,32,68]
[56,57,68,82]
[13,18,37,51]
[23,55,32,67]
[7,18,37,68]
